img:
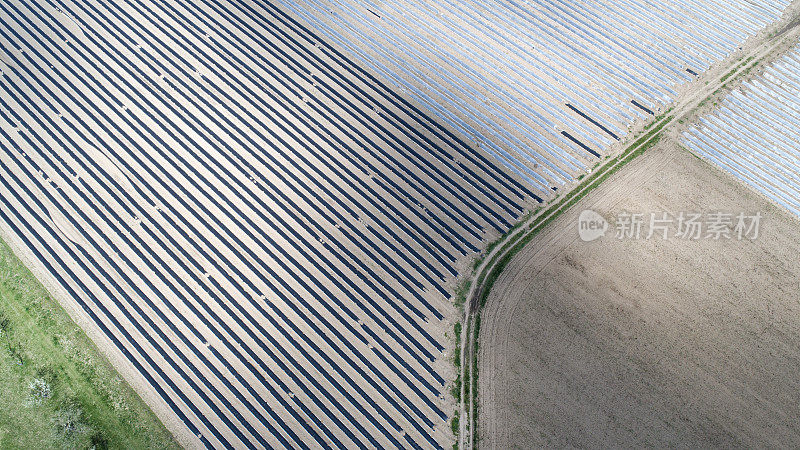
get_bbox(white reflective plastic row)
[279,0,790,194]
[683,47,800,218]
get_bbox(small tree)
[52,403,89,444]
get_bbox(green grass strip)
[0,238,178,449]
[464,112,672,446]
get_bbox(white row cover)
[683,46,800,218]
[280,0,791,195]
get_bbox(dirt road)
[460,6,800,445]
[478,141,800,448]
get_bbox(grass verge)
[470,315,481,446]
[458,32,770,447]
[0,238,178,449]
[475,112,672,309]
[451,321,462,404]
[462,109,673,447]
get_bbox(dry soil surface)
[479,141,800,449]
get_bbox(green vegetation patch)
[0,238,178,449]
[721,56,755,83]
[470,315,481,445]
[451,321,462,404]
[453,277,472,312]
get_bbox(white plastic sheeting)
[280,0,791,194]
[683,46,800,217]
[0,0,535,446]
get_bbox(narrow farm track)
[481,146,676,448]
[460,10,800,448]
[0,0,538,447]
[0,0,798,448]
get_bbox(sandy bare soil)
[479,141,800,448]
[0,0,539,446]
